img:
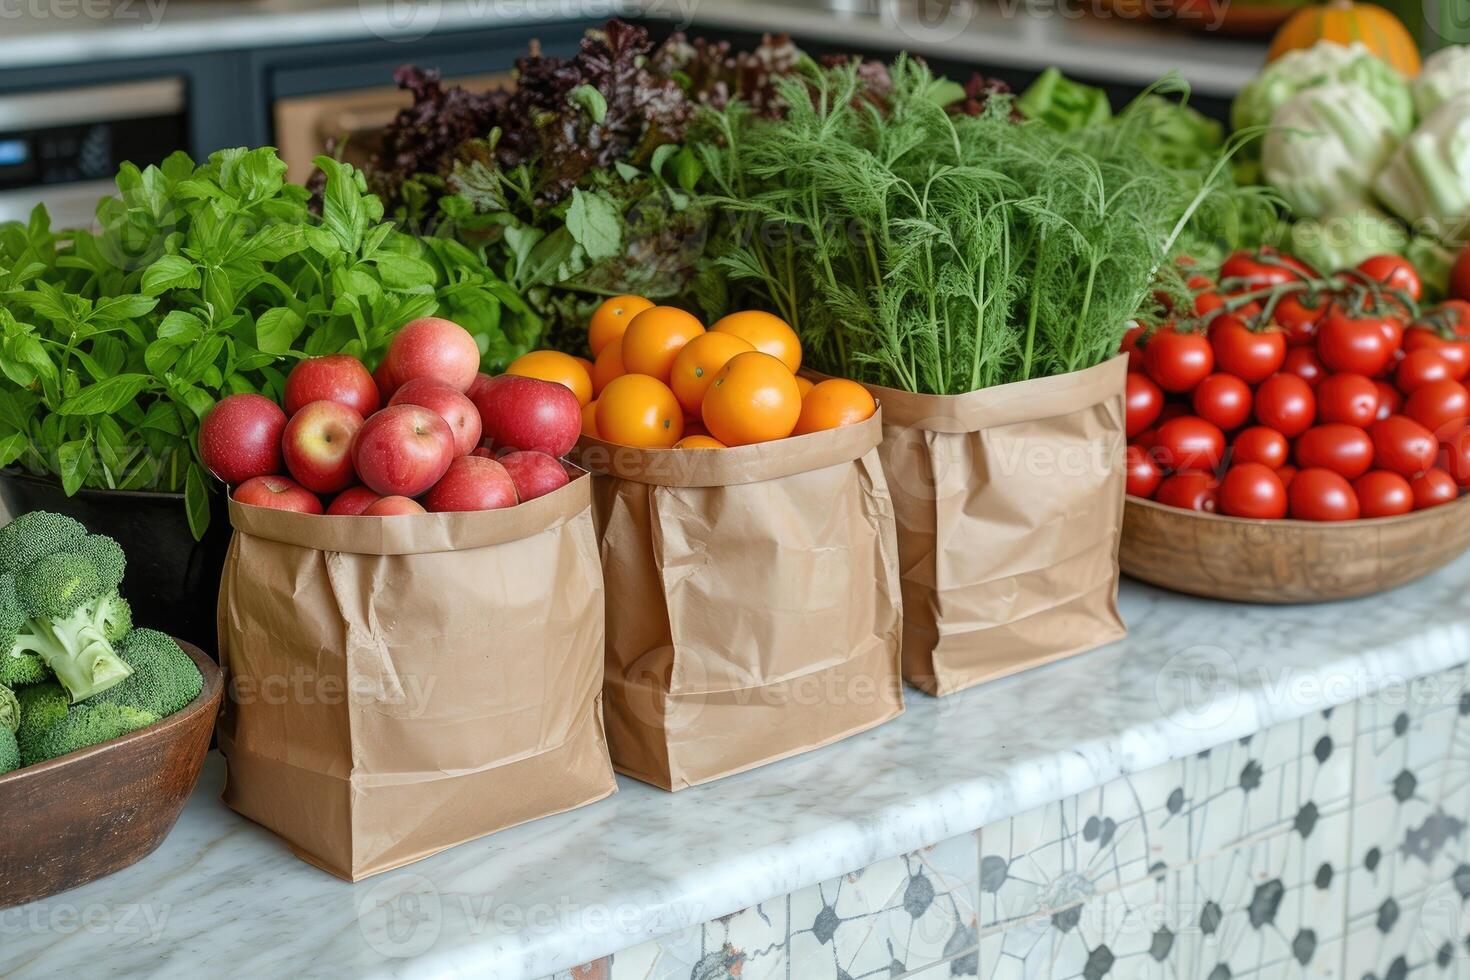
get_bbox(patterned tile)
[602,899,788,980]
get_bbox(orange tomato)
[674,435,727,449]
[701,351,802,446]
[581,400,599,439]
[588,294,654,357]
[597,374,685,448]
[795,376,814,398]
[669,332,754,415]
[711,311,802,374]
[792,379,876,435]
[621,306,705,382]
[591,337,625,396]
[573,355,594,378]
[507,350,594,407]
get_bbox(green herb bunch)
[697,59,1276,394]
[0,148,538,535]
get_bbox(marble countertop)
[6,558,1470,979]
[0,0,1266,94]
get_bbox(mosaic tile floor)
[547,663,1470,980]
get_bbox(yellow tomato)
[795,376,814,398]
[588,294,654,357]
[792,379,876,435]
[674,435,727,449]
[711,310,802,374]
[581,400,599,439]
[507,350,594,407]
[701,351,802,446]
[591,337,625,397]
[669,332,755,416]
[621,306,705,382]
[597,374,685,448]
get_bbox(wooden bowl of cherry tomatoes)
[1119,249,1470,604]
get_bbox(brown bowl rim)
[0,638,222,786]
[1124,491,1470,532]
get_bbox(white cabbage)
[1233,41,1415,138]
[1288,205,1409,273]
[1262,82,1403,219]
[1374,93,1470,242]
[1413,45,1470,116]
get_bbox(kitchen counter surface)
[0,0,1267,94]
[5,560,1470,979]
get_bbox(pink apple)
[389,379,483,457]
[362,495,426,516]
[199,393,287,485]
[422,456,518,512]
[373,358,399,401]
[384,317,480,392]
[467,372,495,403]
[283,355,380,417]
[282,400,365,494]
[497,451,570,502]
[351,405,455,498]
[326,485,382,516]
[471,374,581,457]
[233,475,322,514]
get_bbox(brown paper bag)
[575,411,904,791]
[215,474,616,881]
[862,356,1129,696]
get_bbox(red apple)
[283,355,380,417]
[423,456,518,512]
[497,451,570,502]
[199,393,287,485]
[470,446,493,459]
[389,379,483,457]
[327,485,382,516]
[282,400,364,494]
[352,405,455,498]
[362,495,426,516]
[233,475,322,514]
[385,317,480,393]
[472,374,581,457]
[467,372,494,403]
[373,358,399,401]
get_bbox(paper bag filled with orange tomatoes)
[859,355,1130,697]
[564,299,905,790]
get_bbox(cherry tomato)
[1353,470,1415,518]
[1121,323,1148,372]
[1403,327,1470,380]
[1317,309,1395,377]
[1374,381,1403,420]
[1370,415,1438,477]
[1154,416,1226,473]
[1289,468,1361,521]
[1231,426,1289,469]
[1294,424,1375,480]
[1126,372,1164,438]
[1210,317,1286,384]
[1436,299,1470,335]
[1131,427,1158,450]
[1154,472,1219,512]
[1220,248,1315,291]
[1313,373,1378,428]
[1450,246,1470,303]
[1145,330,1214,393]
[1125,444,1164,498]
[1395,349,1454,393]
[1404,378,1470,437]
[1273,292,1329,347]
[1357,255,1423,302]
[1254,374,1316,438]
[1439,426,1470,486]
[1283,346,1327,387]
[1218,463,1288,519]
[1276,464,1299,489]
[1191,373,1252,431]
[1411,468,1460,510]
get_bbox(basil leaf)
[0,432,26,469]
[255,307,304,355]
[142,255,200,295]
[57,439,92,495]
[157,310,204,342]
[185,463,212,539]
[57,374,152,416]
[92,294,159,322]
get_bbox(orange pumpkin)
[1267,0,1421,76]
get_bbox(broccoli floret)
[0,727,18,774]
[0,573,46,687]
[15,681,68,765]
[0,683,17,733]
[99,628,202,717]
[0,514,132,703]
[0,511,86,575]
[25,702,158,764]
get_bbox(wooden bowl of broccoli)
[0,514,223,909]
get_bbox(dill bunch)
[697,59,1276,395]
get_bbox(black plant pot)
[0,471,230,656]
